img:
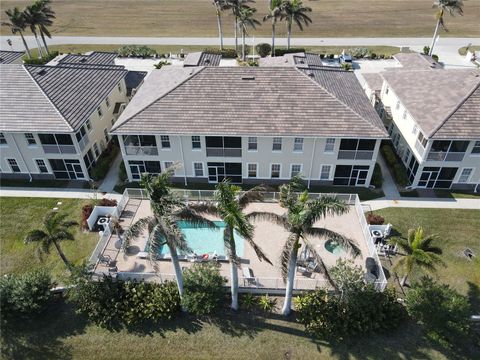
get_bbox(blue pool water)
[156,221,244,257]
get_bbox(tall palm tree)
[124,166,216,297]
[238,7,260,60]
[282,0,312,50]
[227,0,255,55]
[23,4,46,58]
[429,0,464,55]
[24,211,78,270]
[190,180,272,310]
[389,227,445,286]
[2,7,32,58]
[213,0,228,50]
[263,0,285,57]
[248,176,359,315]
[33,0,56,55]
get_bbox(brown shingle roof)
[112,67,387,138]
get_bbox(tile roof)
[361,73,384,93]
[112,67,387,138]
[57,51,117,65]
[125,71,148,96]
[183,52,222,67]
[382,69,480,139]
[392,52,442,70]
[0,50,25,64]
[0,64,128,133]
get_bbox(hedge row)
[23,51,59,65]
[381,143,409,187]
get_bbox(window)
[395,101,400,110]
[76,127,86,142]
[111,118,115,126]
[7,159,20,172]
[412,125,418,135]
[93,143,100,158]
[458,168,473,183]
[247,163,257,178]
[293,138,303,152]
[272,137,282,151]
[385,87,389,94]
[338,139,375,160]
[25,133,36,145]
[320,165,331,180]
[324,138,335,153]
[106,97,111,108]
[191,136,201,149]
[417,132,427,148]
[160,135,171,149]
[103,128,109,143]
[164,161,174,170]
[291,164,302,177]
[472,141,480,154]
[193,162,204,177]
[271,164,281,178]
[128,160,161,180]
[85,119,92,132]
[118,83,123,93]
[248,137,257,151]
[97,106,103,117]
[35,159,48,173]
[83,149,96,169]
[0,133,6,145]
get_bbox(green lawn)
[434,190,480,199]
[1,0,479,37]
[1,301,466,360]
[458,46,480,55]
[0,179,90,189]
[0,197,98,281]
[373,208,480,295]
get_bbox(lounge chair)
[242,266,257,286]
[137,251,149,259]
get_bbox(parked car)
[339,51,353,64]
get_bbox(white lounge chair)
[137,251,149,259]
[242,266,257,286]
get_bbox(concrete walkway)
[99,154,122,193]
[377,154,400,200]
[0,187,122,201]
[363,197,480,211]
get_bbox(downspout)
[307,137,317,189]
[178,136,187,186]
[11,135,32,182]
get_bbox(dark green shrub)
[370,52,377,59]
[0,270,52,323]
[319,53,325,59]
[182,262,226,315]
[432,54,439,62]
[119,161,128,183]
[405,277,472,349]
[328,54,335,59]
[381,144,397,166]
[274,48,306,56]
[258,294,277,313]
[423,46,430,55]
[341,63,352,71]
[89,141,119,181]
[117,45,156,58]
[255,43,271,57]
[393,164,408,187]
[371,163,383,188]
[240,293,258,311]
[23,51,59,65]
[202,48,237,59]
[154,60,171,69]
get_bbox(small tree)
[255,42,271,57]
[182,262,226,315]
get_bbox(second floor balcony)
[206,147,242,157]
[125,145,158,156]
[42,144,76,154]
[337,150,374,160]
[39,133,76,154]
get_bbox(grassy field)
[0,197,98,281]
[458,45,480,55]
[1,0,479,38]
[2,302,466,360]
[373,208,480,295]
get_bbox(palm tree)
[263,0,285,57]
[238,7,260,60]
[389,227,445,286]
[227,0,255,55]
[190,180,272,310]
[124,166,216,297]
[24,211,78,270]
[282,0,312,50]
[248,176,360,315]
[429,0,464,55]
[33,0,56,55]
[2,7,32,58]
[213,0,228,50]
[23,3,46,58]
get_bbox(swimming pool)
[155,221,244,257]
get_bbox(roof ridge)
[23,65,73,132]
[429,81,480,138]
[112,67,206,132]
[296,67,384,134]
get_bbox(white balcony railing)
[125,146,159,156]
[42,144,76,154]
[206,147,242,157]
[337,150,374,160]
[427,151,465,162]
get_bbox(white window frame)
[103,128,109,143]
[320,165,332,180]
[290,164,302,178]
[247,163,258,178]
[248,137,257,152]
[270,163,281,178]
[34,158,49,174]
[402,110,407,120]
[395,101,400,110]
[7,158,21,173]
[163,161,174,173]
[324,138,335,153]
[458,168,473,183]
[191,136,201,150]
[106,96,111,109]
[93,142,100,158]
[0,132,7,146]
[25,133,37,146]
[97,106,103,118]
[293,138,304,152]
[193,162,204,177]
[472,141,480,156]
[85,119,92,132]
[160,135,171,149]
[412,125,418,135]
[118,83,123,93]
[272,137,282,152]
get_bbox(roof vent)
[204,58,211,64]
[79,57,88,63]
[307,72,314,77]
[38,69,47,76]
[299,60,305,64]
[241,76,255,80]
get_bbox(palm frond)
[237,185,265,208]
[301,238,337,290]
[61,220,78,228]
[307,195,349,225]
[246,211,290,230]
[175,207,217,230]
[305,227,361,257]
[123,216,156,250]
[224,226,240,265]
[24,229,47,243]
[280,233,298,280]
[52,230,75,242]
[187,201,219,216]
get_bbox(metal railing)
[206,148,242,157]
[337,150,374,160]
[88,223,112,266]
[125,146,158,156]
[427,151,465,162]
[42,144,76,154]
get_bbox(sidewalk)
[0,187,122,201]
[377,153,400,200]
[99,154,122,193]
[363,197,480,211]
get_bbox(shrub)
[119,161,128,183]
[328,53,335,59]
[370,52,377,59]
[423,46,430,55]
[154,60,171,69]
[117,45,157,58]
[432,54,439,62]
[393,164,409,187]
[240,293,258,311]
[81,204,93,229]
[0,270,52,323]
[367,213,385,225]
[348,47,368,58]
[381,142,410,187]
[405,277,471,349]
[182,262,226,315]
[258,294,277,313]
[99,198,118,207]
[274,48,306,57]
[255,43,271,57]
[381,144,397,166]
[247,59,258,67]
[341,63,352,71]
[202,47,237,59]
[89,142,119,181]
[23,51,59,65]
[319,53,325,59]
[371,163,383,188]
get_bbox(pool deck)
[94,198,375,290]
